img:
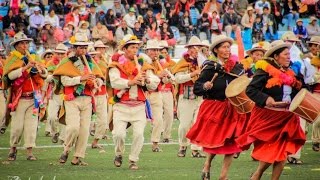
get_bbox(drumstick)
[210,73,219,83]
[82,55,99,90]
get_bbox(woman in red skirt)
[236,40,306,180]
[186,35,249,180]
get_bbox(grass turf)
[0,120,320,180]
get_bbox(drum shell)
[227,91,255,114]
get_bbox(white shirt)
[123,14,136,29]
[44,15,60,28]
[29,14,45,28]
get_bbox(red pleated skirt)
[186,99,249,154]
[236,106,306,163]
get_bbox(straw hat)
[247,6,254,11]
[43,21,52,28]
[10,32,33,46]
[69,33,92,46]
[66,22,75,28]
[159,40,170,49]
[118,34,142,50]
[296,19,303,24]
[201,40,210,48]
[310,16,318,23]
[246,42,270,55]
[264,40,292,58]
[281,31,300,42]
[144,39,162,50]
[88,45,100,55]
[41,49,54,59]
[94,40,107,48]
[54,43,68,53]
[307,36,320,45]
[185,36,205,48]
[210,35,233,52]
[79,21,89,28]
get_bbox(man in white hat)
[158,40,176,143]
[87,44,109,149]
[53,33,104,165]
[171,36,206,158]
[29,6,45,40]
[141,39,169,152]
[115,20,134,42]
[4,32,48,161]
[0,48,7,134]
[306,17,320,37]
[43,43,68,144]
[108,34,160,170]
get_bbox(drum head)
[289,88,307,112]
[225,75,250,98]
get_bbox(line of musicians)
[1,31,320,179]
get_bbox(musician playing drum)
[236,40,306,180]
[186,35,249,180]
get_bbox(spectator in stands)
[210,11,221,36]
[3,9,16,31]
[115,20,134,42]
[27,0,45,15]
[45,9,60,28]
[112,0,126,17]
[234,0,248,17]
[77,21,91,39]
[65,6,81,27]
[241,6,255,30]
[63,22,75,40]
[222,0,233,14]
[307,16,320,37]
[147,21,161,40]
[86,4,100,30]
[194,0,207,13]
[92,21,113,43]
[133,21,146,42]
[16,23,29,37]
[254,0,271,15]
[223,6,239,38]
[148,0,162,13]
[144,8,157,28]
[124,7,137,29]
[293,19,308,41]
[160,21,176,46]
[50,0,64,21]
[174,0,191,16]
[167,7,180,27]
[40,21,56,49]
[283,0,299,30]
[137,0,148,15]
[262,6,276,40]
[252,15,264,42]
[317,0,320,18]
[95,0,108,14]
[270,0,283,28]
[14,9,29,30]
[103,9,118,35]
[179,10,194,42]
[137,15,147,32]
[197,13,211,41]
[29,6,45,41]
[202,0,221,16]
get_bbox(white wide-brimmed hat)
[43,21,52,27]
[118,34,142,50]
[79,21,89,28]
[69,33,92,46]
[159,40,170,49]
[309,16,318,23]
[201,40,210,48]
[54,43,68,53]
[88,45,100,55]
[307,36,320,45]
[10,32,33,46]
[281,31,300,42]
[41,49,54,59]
[210,35,233,52]
[94,40,107,48]
[246,42,270,55]
[185,36,205,48]
[264,40,292,58]
[144,39,162,50]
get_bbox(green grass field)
[0,120,319,180]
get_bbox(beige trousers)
[161,91,174,139]
[0,91,7,129]
[289,118,307,159]
[10,99,38,148]
[64,96,92,158]
[177,95,202,150]
[112,103,146,162]
[47,94,63,135]
[94,95,108,140]
[150,92,164,143]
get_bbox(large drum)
[289,88,320,124]
[225,75,254,114]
